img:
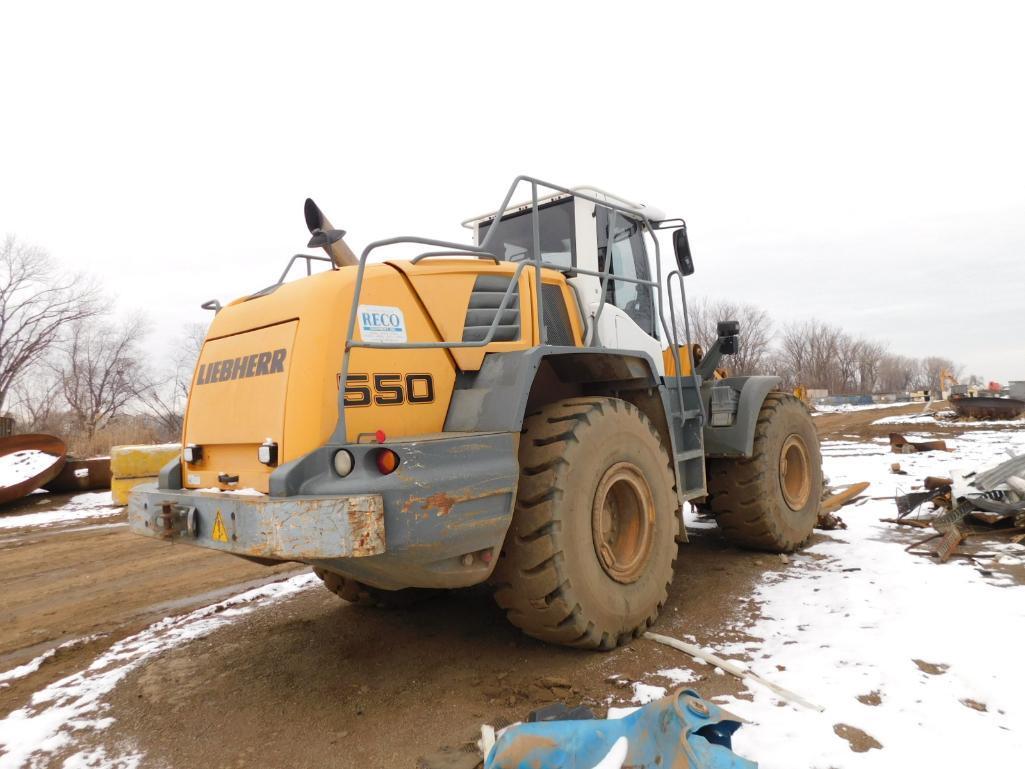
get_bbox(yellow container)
[110,443,180,479]
[111,476,158,506]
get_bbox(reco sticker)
[357,305,407,343]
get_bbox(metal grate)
[462,275,520,342]
[540,284,574,346]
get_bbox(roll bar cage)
[327,175,700,444]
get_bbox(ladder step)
[676,449,705,461]
[673,409,702,421]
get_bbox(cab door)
[593,208,664,371]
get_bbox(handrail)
[328,175,694,444]
[277,253,334,285]
[410,251,501,265]
[667,270,706,425]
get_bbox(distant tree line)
[675,297,971,396]
[2,232,977,454]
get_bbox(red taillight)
[375,448,399,475]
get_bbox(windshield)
[477,197,575,268]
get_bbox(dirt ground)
[0,402,1020,768]
[0,495,297,716]
[813,401,937,440]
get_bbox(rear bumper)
[128,487,386,560]
[127,431,520,590]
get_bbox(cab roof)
[461,185,667,230]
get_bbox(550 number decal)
[342,373,435,407]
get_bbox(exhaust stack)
[304,198,358,268]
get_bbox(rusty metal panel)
[0,433,67,506]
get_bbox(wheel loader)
[128,176,822,649]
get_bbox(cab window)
[477,198,575,268]
[596,208,655,336]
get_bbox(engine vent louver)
[540,284,574,346]
[462,275,520,342]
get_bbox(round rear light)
[375,449,399,475]
[333,449,354,477]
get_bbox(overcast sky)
[2,1,1023,382]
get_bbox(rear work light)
[375,448,400,475]
[183,444,202,463]
[258,440,278,466]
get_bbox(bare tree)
[920,356,962,397]
[671,292,962,398]
[9,368,67,434]
[855,340,887,394]
[835,334,862,393]
[678,297,775,375]
[775,321,890,394]
[57,315,150,439]
[878,354,917,393]
[777,320,844,391]
[138,322,206,440]
[0,236,100,413]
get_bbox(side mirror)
[673,227,694,276]
[717,320,740,356]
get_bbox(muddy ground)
[0,402,1019,768]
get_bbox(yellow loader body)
[181,260,583,493]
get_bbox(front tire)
[706,393,822,552]
[491,398,678,650]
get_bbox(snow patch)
[0,450,61,489]
[61,745,142,769]
[656,667,698,685]
[630,683,667,704]
[0,635,107,690]
[0,493,119,531]
[714,430,1025,767]
[812,402,912,414]
[874,411,1025,428]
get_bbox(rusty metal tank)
[949,395,1025,421]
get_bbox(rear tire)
[314,569,432,609]
[491,397,678,650]
[707,393,822,552]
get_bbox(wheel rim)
[779,434,811,511]
[591,462,656,584]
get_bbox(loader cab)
[472,191,666,371]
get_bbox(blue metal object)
[485,689,756,769]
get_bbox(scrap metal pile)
[887,449,1025,563]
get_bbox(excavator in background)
[129,176,822,649]
[939,369,959,401]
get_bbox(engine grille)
[541,284,574,346]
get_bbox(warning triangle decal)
[211,510,229,542]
